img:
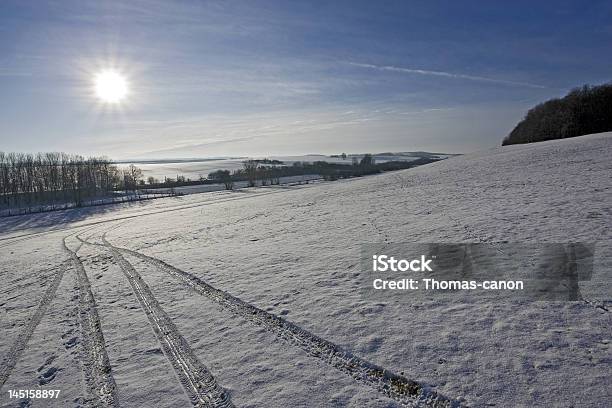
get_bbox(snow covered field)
[146,174,323,195]
[0,133,610,407]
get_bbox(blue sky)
[1,0,611,158]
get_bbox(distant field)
[121,152,453,180]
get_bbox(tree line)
[206,154,441,190]
[0,152,144,211]
[0,151,442,213]
[503,82,612,145]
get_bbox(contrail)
[348,62,546,89]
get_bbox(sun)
[94,70,129,103]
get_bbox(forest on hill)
[503,82,612,145]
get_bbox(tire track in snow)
[95,235,458,408]
[62,237,119,407]
[0,184,317,245]
[77,236,234,408]
[0,259,69,389]
[0,234,40,249]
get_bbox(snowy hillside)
[0,132,610,407]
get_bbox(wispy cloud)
[348,62,546,89]
[0,70,32,77]
[143,136,256,157]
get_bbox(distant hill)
[503,82,612,145]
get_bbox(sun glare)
[94,70,129,103]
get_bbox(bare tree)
[242,160,258,187]
[360,153,375,166]
[222,171,234,190]
[0,151,134,213]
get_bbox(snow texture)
[1,132,610,407]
